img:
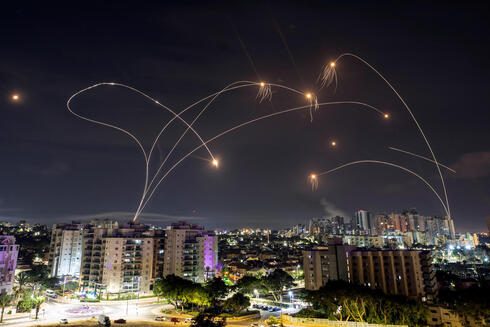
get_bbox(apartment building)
[163,221,218,283]
[348,249,437,301]
[303,238,437,301]
[0,235,19,294]
[80,220,165,296]
[48,222,84,278]
[303,246,328,290]
[303,239,356,290]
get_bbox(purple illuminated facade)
[164,221,218,283]
[0,235,18,294]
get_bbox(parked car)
[154,316,167,321]
[170,318,180,324]
[273,307,281,312]
[59,318,68,324]
[114,319,126,324]
[267,307,274,312]
[184,318,193,324]
[250,323,264,327]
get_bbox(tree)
[153,275,195,311]
[235,276,261,295]
[16,290,34,313]
[63,281,79,292]
[261,269,294,302]
[300,281,429,326]
[204,277,228,303]
[32,296,45,319]
[14,272,29,297]
[223,292,250,313]
[191,312,226,327]
[0,293,13,322]
[189,284,211,312]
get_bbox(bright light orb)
[330,62,336,68]
[260,82,265,87]
[11,94,20,101]
[212,159,219,167]
[305,92,312,99]
[384,113,389,119]
[331,141,337,147]
[310,174,317,180]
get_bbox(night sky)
[1,2,489,232]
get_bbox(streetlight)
[253,289,259,299]
[288,290,294,303]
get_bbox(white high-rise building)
[48,222,84,278]
[0,235,19,294]
[163,221,218,283]
[80,220,165,296]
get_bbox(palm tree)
[15,272,29,298]
[0,293,13,323]
[32,296,45,320]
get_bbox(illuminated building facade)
[80,220,165,296]
[0,235,18,294]
[163,221,218,283]
[348,249,437,301]
[48,222,84,278]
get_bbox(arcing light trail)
[388,147,456,173]
[68,80,337,221]
[321,53,451,218]
[134,81,323,220]
[311,160,449,218]
[67,82,217,221]
[136,101,388,215]
[68,53,451,222]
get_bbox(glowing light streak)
[315,160,449,217]
[69,80,317,221]
[257,82,272,103]
[138,101,386,213]
[388,147,456,173]
[67,82,216,221]
[320,53,451,218]
[309,174,318,191]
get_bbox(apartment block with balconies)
[0,235,18,294]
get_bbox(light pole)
[288,291,293,303]
[253,289,259,299]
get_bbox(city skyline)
[1,2,489,232]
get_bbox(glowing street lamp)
[253,289,259,299]
[212,159,219,167]
[384,113,389,119]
